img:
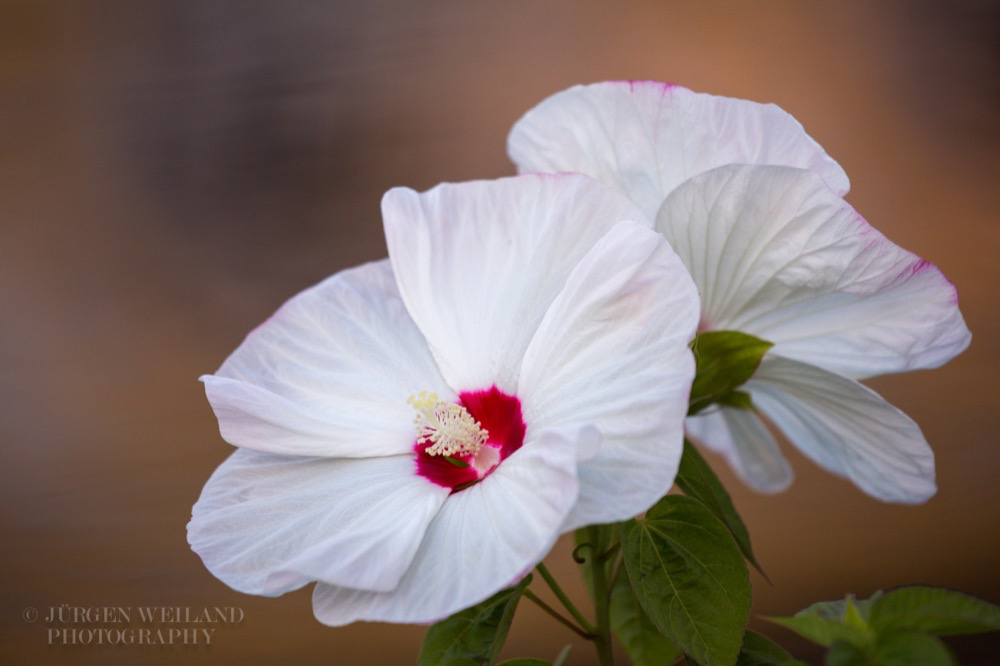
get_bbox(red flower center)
[414,386,526,492]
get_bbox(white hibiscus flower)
[188,173,700,625]
[508,81,970,502]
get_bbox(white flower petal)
[686,407,793,494]
[382,174,647,393]
[188,449,449,596]
[508,80,848,219]
[202,260,452,457]
[657,165,971,378]
[517,221,699,528]
[311,423,589,626]
[747,355,936,503]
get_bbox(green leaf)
[826,631,958,666]
[736,630,807,666]
[622,495,751,666]
[870,631,957,666]
[795,593,881,625]
[869,586,1000,636]
[609,569,682,665]
[825,640,868,666]
[767,614,864,649]
[767,596,874,648]
[552,645,572,666]
[689,331,773,415]
[418,575,532,666]
[675,440,764,575]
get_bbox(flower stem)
[536,562,596,634]
[522,589,595,640]
[586,525,615,666]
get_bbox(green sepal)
[622,495,751,666]
[418,574,532,666]
[675,439,764,576]
[715,390,754,411]
[689,331,773,415]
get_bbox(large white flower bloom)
[509,81,971,503]
[188,173,699,625]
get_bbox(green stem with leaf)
[536,562,596,635]
[586,525,615,666]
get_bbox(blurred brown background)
[2,1,998,664]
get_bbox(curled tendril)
[572,542,596,564]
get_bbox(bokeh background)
[3,1,998,664]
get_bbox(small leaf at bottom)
[418,574,532,666]
[675,439,764,575]
[736,630,807,666]
[622,495,751,666]
[610,570,681,665]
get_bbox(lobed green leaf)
[675,439,764,575]
[610,569,682,665]
[773,587,997,664]
[869,586,1000,637]
[767,594,877,649]
[826,631,957,666]
[824,639,868,666]
[622,495,751,666]
[418,574,532,666]
[870,631,957,666]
